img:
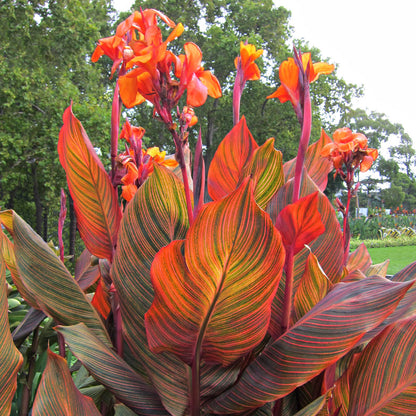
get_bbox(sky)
[113,0,416,152]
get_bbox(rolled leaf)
[145,179,285,366]
[206,276,413,413]
[58,104,122,262]
[57,323,168,415]
[208,116,258,200]
[4,210,110,345]
[0,235,23,415]
[348,316,416,415]
[275,191,325,256]
[242,137,284,209]
[32,349,100,415]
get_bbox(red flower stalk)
[321,127,379,264]
[233,41,263,125]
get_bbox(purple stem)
[281,246,294,334]
[111,82,121,184]
[292,81,311,203]
[343,184,353,265]
[232,61,245,126]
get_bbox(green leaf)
[0,233,23,415]
[32,349,101,416]
[58,104,122,262]
[348,316,416,415]
[145,179,285,366]
[57,323,168,415]
[207,116,258,200]
[111,165,190,415]
[206,276,413,413]
[3,210,110,345]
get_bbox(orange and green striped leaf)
[206,276,413,413]
[362,261,416,344]
[32,349,101,416]
[284,129,333,192]
[0,234,23,415]
[268,174,344,338]
[58,104,122,262]
[365,259,390,277]
[293,250,332,323]
[348,316,416,415]
[111,165,190,415]
[56,323,168,415]
[275,191,325,255]
[145,179,285,366]
[207,116,258,200]
[4,210,110,345]
[1,211,39,308]
[241,137,284,209]
[347,243,371,274]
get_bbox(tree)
[0,0,114,242]
[122,0,361,164]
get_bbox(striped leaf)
[348,316,416,415]
[362,260,416,344]
[284,129,333,192]
[347,243,371,274]
[32,349,101,416]
[207,116,258,200]
[1,211,39,308]
[0,234,23,415]
[57,323,169,415]
[275,192,325,255]
[365,259,390,277]
[205,276,413,413]
[268,175,344,338]
[3,210,110,345]
[293,390,332,416]
[145,179,285,366]
[111,165,190,415]
[58,104,121,262]
[241,138,284,209]
[293,250,332,323]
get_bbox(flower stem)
[292,82,311,203]
[111,82,121,184]
[281,246,294,334]
[343,186,352,265]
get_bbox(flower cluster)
[92,9,221,119]
[115,119,178,201]
[321,127,378,179]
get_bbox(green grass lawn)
[367,245,416,275]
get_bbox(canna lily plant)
[2,7,416,416]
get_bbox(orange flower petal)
[198,71,222,99]
[186,74,208,107]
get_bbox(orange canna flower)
[119,146,179,201]
[176,42,222,107]
[234,42,263,82]
[321,127,378,175]
[267,52,334,108]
